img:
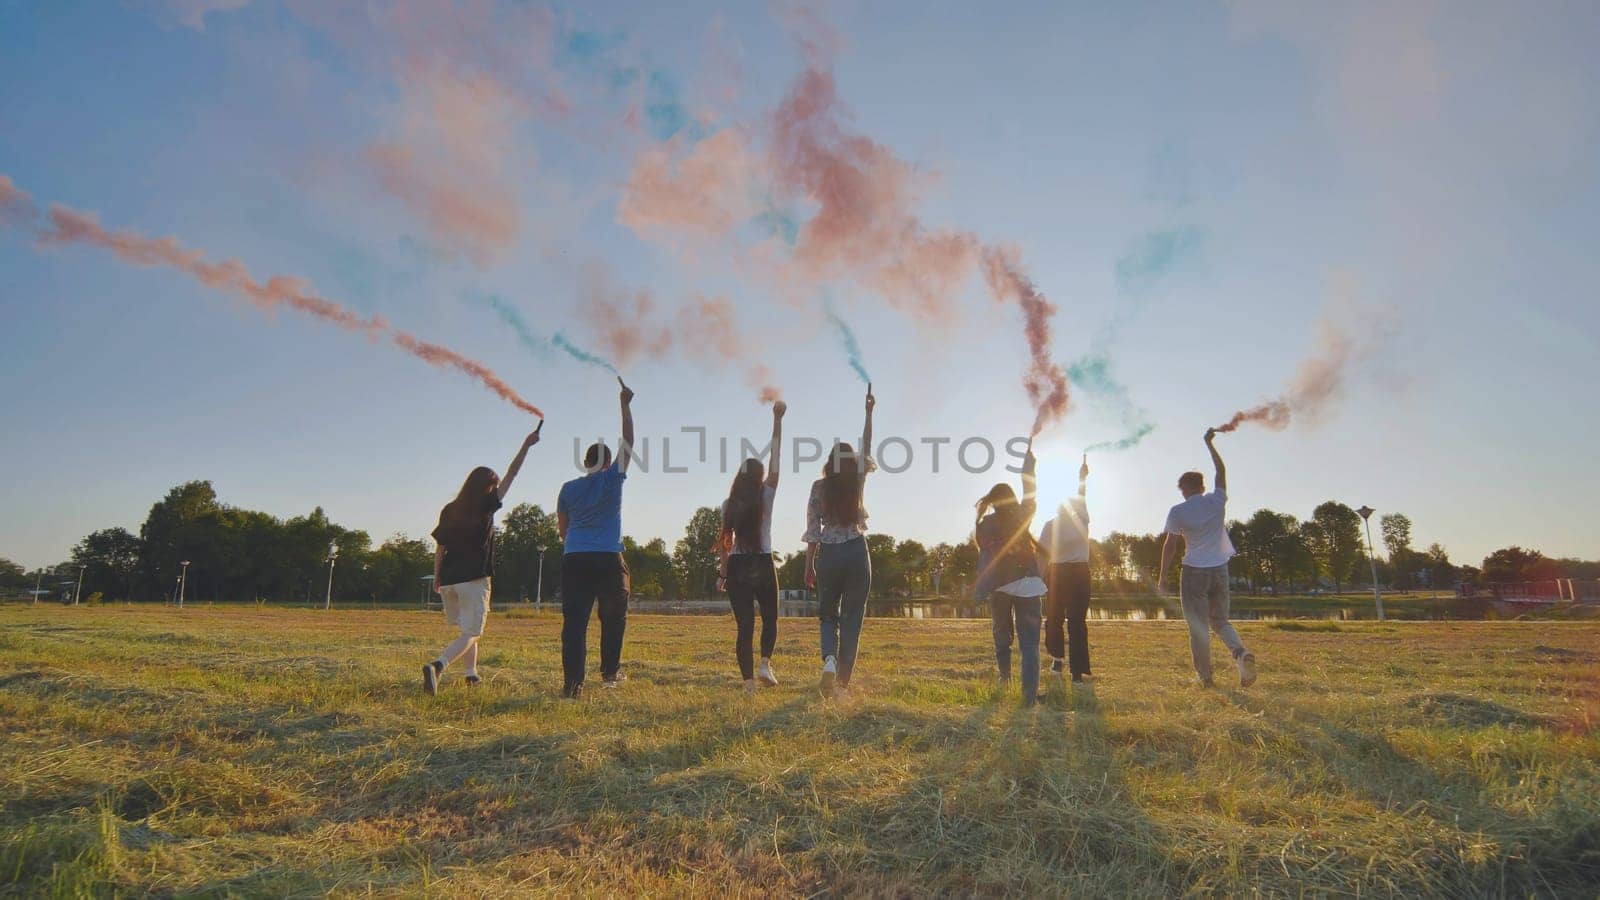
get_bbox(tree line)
[2,482,1597,604]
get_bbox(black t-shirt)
[431,492,503,587]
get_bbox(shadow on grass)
[1225,691,1600,893]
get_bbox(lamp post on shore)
[178,561,191,608]
[1356,505,1384,621]
[535,547,550,610]
[323,541,339,611]
[73,566,85,606]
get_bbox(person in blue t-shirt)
[556,377,635,698]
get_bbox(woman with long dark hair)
[803,384,874,696]
[423,422,543,695]
[717,400,787,693]
[974,438,1045,705]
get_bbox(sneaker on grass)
[422,661,442,696]
[819,655,837,696]
[1237,651,1258,688]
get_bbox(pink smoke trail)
[980,246,1071,435]
[578,265,674,367]
[0,175,37,226]
[767,51,980,319]
[677,295,784,403]
[1217,302,1387,433]
[3,176,542,417]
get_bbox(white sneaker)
[758,659,779,687]
[1237,652,1258,688]
[819,655,837,695]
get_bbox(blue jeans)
[990,591,1043,701]
[817,537,870,685]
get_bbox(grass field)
[2,606,1597,897]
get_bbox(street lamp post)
[324,541,339,611]
[33,571,42,607]
[534,547,548,610]
[178,561,191,608]
[1356,505,1384,621]
[73,565,85,606]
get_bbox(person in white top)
[1158,429,1257,688]
[717,401,786,694]
[1038,454,1093,681]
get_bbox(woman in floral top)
[804,384,875,696]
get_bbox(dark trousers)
[560,552,629,689]
[727,553,779,680]
[817,537,871,686]
[1046,561,1092,676]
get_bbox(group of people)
[422,380,1258,703]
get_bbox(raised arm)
[766,401,786,488]
[496,421,543,500]
[1020,438,1037,507]
[1204,427,1226,493]
[860,384,875,471]
[432,545,444,594]
[618,377,636,474]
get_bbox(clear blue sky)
[2,0,1597,571]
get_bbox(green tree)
[497,504,561,602]
[1481,546,1547,584]
[0,557,26,591]
[1309,501,1362,591]
[138,480,222,600]
[624,536,676,601]
[1380,513,1412,559]
[71,528,142,601]
[777,550,807,593]
[1241,509,1300,592]
[673,507,722,600]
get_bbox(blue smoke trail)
[1114,225,1206,300]
[481,294,618,374]
[1070,350,1156,454]
[559,29,704,143]
[1068,225,1206,453]
[551,331,619,375]
[822,296,870,384]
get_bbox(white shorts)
[441,577,491,637]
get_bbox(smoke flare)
[979,246,1070,435]
[1217,296,1393,432]
[822,296,870,383]
[5,176,542,417]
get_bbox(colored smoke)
[1070,351,1156,453]
[980,245,1070,435]
[5,176,541,417]
[822,296,870,383]
[1217,294,1394,432]
[767,49,980,318]
[482,293,618,374]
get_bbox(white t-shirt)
[1038,496,1090,565]
[1163,489,1234,568]
[996,575,1049,598]
[723,483,776,554]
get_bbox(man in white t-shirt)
[1157,429,1257,688]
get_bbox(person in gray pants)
[1157,429,1258,688]
[804,385,875,696]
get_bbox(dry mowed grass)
[2,605,1597,897]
